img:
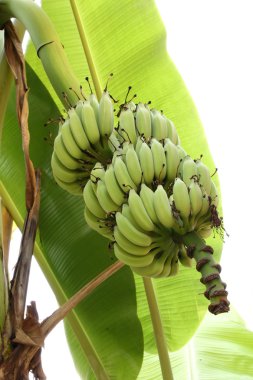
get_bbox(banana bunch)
[116,101,180,146]
[51,91,117,195]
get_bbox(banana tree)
[0,1,252,379]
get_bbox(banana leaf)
[138,308,253,379]
[1,0,224,378]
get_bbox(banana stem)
[69,0,103,100]
[143,277,174,380]
[182,231,229,315]
[0,0,85,106]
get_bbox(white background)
[8,1,253,378]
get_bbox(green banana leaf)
[138,308,253,379]
[0,0,225,378]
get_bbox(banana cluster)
[51,90,221,277]
[51,91,118,195]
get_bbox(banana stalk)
[181,231,229,315]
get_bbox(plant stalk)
[143,277,174,380]
[69,0,103,100]
[182,231,229,315]
[0,0,86,106]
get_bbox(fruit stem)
[0,0,85,106]
[143,277,174,380]
[182,231,230,315]
[69,0,103,100]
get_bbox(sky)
[8,0,253,378]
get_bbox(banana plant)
[0,0,252,379]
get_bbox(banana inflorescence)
[51,87,229,314]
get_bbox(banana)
[51,152,89,183]
[138,141,155,185]
[125,144,142,186]
[164,138,181,182]
[173,178,191,221]
[151,109,167,140]
[81,100,101,145]
[197,226,212,239]
[103,164,126,206]
[53,134,84,170]
[98,91,114,138]
[135,103,152,139]
[150,138,167,181]
[108,131,121,154]
[90,162,105,184]
[115,211,152,247]
[155,240,177,277]
[113,156,137,193]
[188,179,203,216]
[119,108,137,145]
[194,190,210,226]
[195,159,212,195]
[89,93,99,123]
[83,180,106,218]
[84,207,114,240]
[169,252,179,276]
[114,226,151,256]
[209,181,219,207]
[163,116,179,145]
[153,185,174,228]
[74,100,85,119]
[121,203,146,232]
[177,145,187,161]
[96,180,120,213]
[128,189,155,232]
[60,119,85,160]
[178,245,192,267]
[131,248,166,277]
[139,184,159,224]
[54,176,83,195]
[181,156,198,186]
[114,243,154,267]
[68,107,91,151]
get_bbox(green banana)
[150,138,167,181]
[51,152,88,183]
[53,134,83,170]
[188,179,203,216]
[128,189,155,232]
[84,207,114,240]
[68,107,91,151]
[164,138,180,183]
[173,178,191,221]
[131,248,166,277]
[54,176,83,195]
[83,180,106,219]
[195,159,212,195]
[119,108,137,145]
[163,116,179,145]
[125,144,142,186]
[96,180,120,213]
[209,181,219,207]
[114,243,154,267]
[150,109,167,140]
[114,226,151,256]
[181,156,198,186]
[98,91,114,138]
[154,185,174,228]
[81,100,101,145]
[113,155,137,192]
[135,103,152,139]
[115,211,152,247]
[104,164,126,206]
[89,93,99,123]
[60,119,85,160]
[139,184,159,224]
[138,141,155,185]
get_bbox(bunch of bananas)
[51,90,119,195]
[51,89,229,314]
